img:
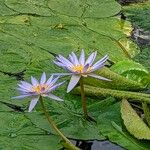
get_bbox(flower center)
[72,65,84,73]
[72,65,92,73]
[32,84,48,94]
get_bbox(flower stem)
[79,77,88,118]
[39,96,80,150]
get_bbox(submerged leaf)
[121,99,150,140]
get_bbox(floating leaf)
[121,99,150,140]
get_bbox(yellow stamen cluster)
[32,84,48,94]
[72,65,92,73]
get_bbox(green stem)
[79,77,88,118]
[39,96,80,150]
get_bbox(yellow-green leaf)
[121,99,150,140]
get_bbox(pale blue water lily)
[12,72,64,112]
[53,49,111,93]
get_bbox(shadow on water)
[117,0,146,5]
[73,140,124,150]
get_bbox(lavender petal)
[67,75,81,93]
[20,81,33,90]
[51,73,73,76]
[53,60,66,67]
[46,81,65,93]
[83,63,89,73]
[28,97,39,112]
[92,55,108,69]
[12,94,32,99]
[45,94,64,101]
[85,51,97,66]
[57,55,73,67]
[17,87,30,92]
[31,76,39,86]
[68,54,74,63]
[89,73,111,81]
[79,49,85,65]
[40,72,46,84]
[46,75,54,85]
[71,52,79,65]
[49,76,60,86]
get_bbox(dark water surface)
[74,140,124,150]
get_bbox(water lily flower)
[53,49,111,93]
[12,72,64,112]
